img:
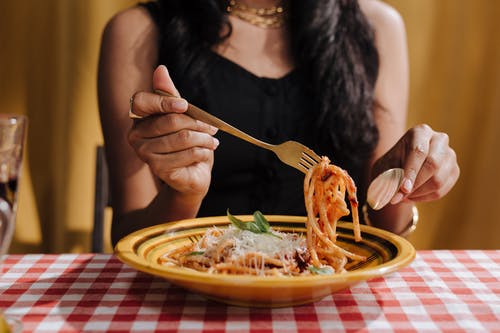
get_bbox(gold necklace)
[226,0,286,29]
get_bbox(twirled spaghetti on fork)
[304,156,365,272]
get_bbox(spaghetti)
[303,156,365,272]
[160,156,364,275]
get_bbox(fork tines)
[299,149,322,172]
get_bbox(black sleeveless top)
[140,3,362,217]
[192,52,315,217]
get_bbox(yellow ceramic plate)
[115,215,416,308]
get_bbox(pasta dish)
[160,156,364,276]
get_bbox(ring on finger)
[128,94,143,119]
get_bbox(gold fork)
[155,90,322,173]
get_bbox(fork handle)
[154,90,274,150]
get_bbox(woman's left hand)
[371,124,460,204]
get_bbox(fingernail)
[213,138,220,148]
[402,179,413,193]
[210,126,218,134]
[172,99,187,111]
[391,192,404,205]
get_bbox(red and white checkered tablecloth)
[1,251,499,332]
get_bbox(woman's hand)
[127,65,219,197]
[372,124,460,205]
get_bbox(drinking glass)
[0,114,27,333]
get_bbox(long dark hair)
[142,0,379,189]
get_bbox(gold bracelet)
[362,203,419,237]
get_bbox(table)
[1,251,499,332]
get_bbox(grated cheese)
[196,226,306,266]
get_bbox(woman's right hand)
[127,65,219,197]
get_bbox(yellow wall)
[0,0,498,253]
[0,0,136,253]
[385,0,500,249]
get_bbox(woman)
[98,0,459,246]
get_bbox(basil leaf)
[185,251,205,256]
[253,210,270,233]
[227,209,261,233]
[227,209,281,239]
[308,265,334,275]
